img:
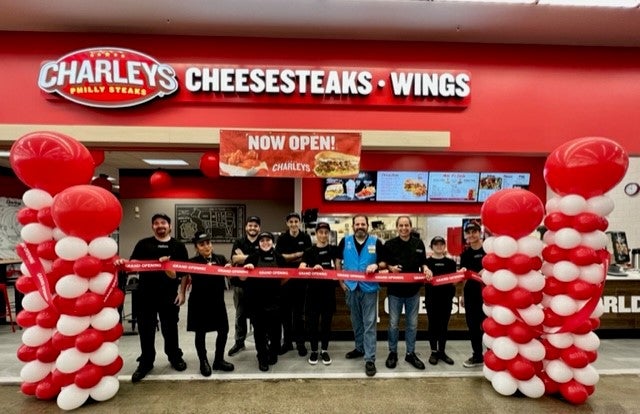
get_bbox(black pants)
[195,328,229,363]
[425,284,456,353]
[463,280,486,359]
[252,306,281,364]
[306,305,334,352]
[135,300,183,368]
[232,285,249,344]
[280,279,307,346]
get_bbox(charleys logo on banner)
[38,47,178,108]
[219,130,361,178]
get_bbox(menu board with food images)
[427,172,479,202]
[323,171,377,201]
[376,171,428,202]
[478,172,531,202]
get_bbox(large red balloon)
[73,256,103,279]
[51,185,122,241]
[150,170,172,189]
[481,189,544,238]
[9,131,95,195]
[200,151,220,178]
[35,376,60,401]
[544,137,628,197]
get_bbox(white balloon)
[546,332,574,349]
[558,194,587,216]
[90,342,119,366]
[482,304,493,318]
[586,195,614,217]
[573,332,600,351]
[492,336,519,360]
[519,305,545,326]
[573,364,599,386]
[57,315,92,336]
[579,264,606,284]
[540,262,554,277]
[52,227,67,241]
[22,291,48,312]
[550,295,579,316]
[22,325,54,347]
[483,365,497,381]
[545,359,573,383]
[517,270,545,292]
[491,371,518,396]
[41,259,53,273]
[552,261,581,282]
[591,301,604,318]
[517,376,545,398]
[23,188,53,209]
[493,269,518,292]
[88,237,118,260]
[20,262,31,277]
[55,237,89,261]
[20,360,54,383]
[518,339,545,362]
[482,270,494,286]
[21,223,53,244]
[540,293,553,308]
[57,384,90,411]
[55,274,90,299]
[545,197,560,214]
[483,236,495,254]
[91,307,120,331]
[554,228,582,249]
[581,231,608,250]
[517,236,544,257]
[89,272,115,295]
[56,348,90,374]
[493,236,519,258]
[90,376,120,401]
[542,230,556,246]
[492,306,516,325]
[483,333,495,348]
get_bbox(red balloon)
[544,277,567,296]
[76,328,105,353]
[507,320,535,344]
[566,280,596,300]
[530,291,543,305]
[482,285,505,306]
[585,350,598,363]
[539,371,559,395]
[544,212,572,231]
[36,206,56,228]
[75,292,105,316]
[200,151,220,178]
[36,239,58,261]
[51,185,122,241]
[20,381,38,396]
[482,317,508,337]
[596,249,610,264]
[74,256,103,278]
[481,188,544,238]
[16,310,37,328]
[102,356,124,376]
[35,375,60,400]
[561,346,589,368]
[541,339,562,360]
[572,319,593,335]
[53,295,78,315]
[90,149,105,167]
[104,288,125,308]
[17,207,39,225]
[507,254,534,274]
[482,253,506,272]
[101,323,124,343]
[483,350,507,372]
[51,369,75,388]
[543,308,564,327]
[507,287,534,309]
[507,355,536,380]
[36,340,60,363]
[542,245,568,263]
[150,170,172,189]
[17,344,38,362]
[573,212,607,233]
[568,246,598,266]
[544,137,628,198]
[15,275,37,294]
[51,259,75,278]
[559,380,589,404]
[589,318,601,331]
[36,307,60,328]
[585,385,595,396]
[51,331,77,351]
[9,131,95,195]
[75,363,104,389]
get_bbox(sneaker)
[345,349,365,359]
[439,352,455,365]
[365,361,377,377]
[170,357,187,372]
[297,343,308,357]
[199,360,212,377]
[279,342,294,355]
[228,342,245,357]
[462,356,484,368]
[212,360,235,372]
[258,360,269,372]
[308,351,319,365]
[385,351,398,369]
[320,351,332,365]
[405,352,425,370]
[131,364,153,383]
[428,352,439,365]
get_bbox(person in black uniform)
[299,222,338,366]
[179,231,234,376]
[242,231,286,372]
[275,212,312,357]
[424,236,457,366]
[115,213,189,383]
[459,221,487,368]
[228,215,262,357]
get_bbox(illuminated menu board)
[427,172,479,202]
[323,171,377,201]
[376,171,428,202]
[478,172,531,202]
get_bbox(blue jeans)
[387,293,420,354]
[345,289,378,362]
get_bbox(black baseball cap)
[192,231,211,243]
[316,222,331,231]
[430,236,446,246]
[246,216,261,225]
[258,231,274,241]
[464,222,481,232]
[151,213,171,224]
[286,212,301,221]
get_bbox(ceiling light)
[142,159,189,166]
[0,151,10,157]
[537,0,640,6]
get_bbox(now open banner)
[219,129,361,178]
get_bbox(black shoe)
[297,343,308,357]
[228,342,245,357]
[439,352,455,365]
[212,360,235,372]
[268,354,278,365]
[345,349,365,359]
[405,352,426,370]
[428,352,439,365]
[365,361,376,377]
[279,342,294,355]
[320,351,332,365]
[308,351,319,365]
[170,357,187,372]
[131,364,153,383]
[258,361,269,372]
[199,360,212,377]
[385,352,398,369]
[462,356,484,368]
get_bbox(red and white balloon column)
[10,132,125,411]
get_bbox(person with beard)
[424,236,457,366]
[299,222,338,366]
[275,212,312,357]
[335,215,385,377]
[241,231,286,372]
[115,213,189,383]
[227,216,262,357]
[179,232,234,377]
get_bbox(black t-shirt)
[229,236,259,286]
[425,256,457,277]
[244,249,286,310]
[275,231,312,268]
[383,236,427,298]
[460,246,485,273]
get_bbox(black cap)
[464,222,481,232]
[151,213,171,224]
[246,216,261,225]
[316,222,331,231]
[258,231,274,241]
[192,231,211,243]
[286,212,301,221]
[430,236,446,246]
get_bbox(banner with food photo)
[219,129,361,178]
[323,171,377,201]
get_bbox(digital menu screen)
[427,172,479,202]
[478,172,531,202]
[376,171,428,202]
[323,171,377,202]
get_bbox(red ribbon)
[16,242,56,310]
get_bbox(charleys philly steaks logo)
[38,47,178,108]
